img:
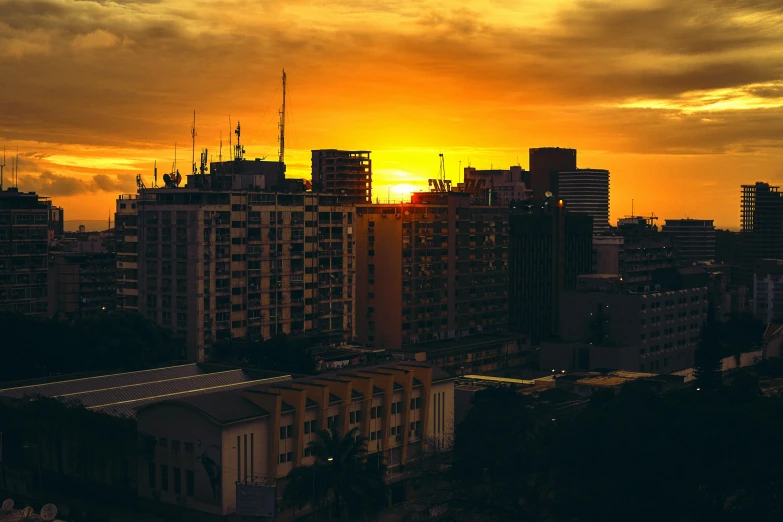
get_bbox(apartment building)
[134,188,354,362]
[136,362,455,518]
[0,188,50,316]
[312,150,372,204]
[115,194,139,311]
[542,274,709,373]
[48,251,116,318]
[355,191,509,350]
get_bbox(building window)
[148,462,156,489]
[280,425,292,440]
[159,437,168,448]
[410,397,421,410]
[161,465,169,491]
[304,447,313,458]
[173,467,181,494]
[349,411,362,424]
[391,401,403,415]
[186,470,194,496]
[370,406,382,419]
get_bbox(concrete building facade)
[662,218,716,262]
[115,194,139,311]
[136,363,455,519]
[355,192,509,350]
[555,169,610,235]
[134,188,355,362]
[462,166,532,206]
[508,198,594,344]
[741,182,783,286]
[312,150,372,204]
[49,252,116,318]
[753,259,783,324]
[528,147,577,199]
[543,274,709,373]
[0,188,50,316]
[616,217,678,288]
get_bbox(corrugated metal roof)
[0,364,201,399]
[96,375,293,418]
[0,364,292,419]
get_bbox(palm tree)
[284,427,387,521]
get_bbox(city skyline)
[3,0,783,228]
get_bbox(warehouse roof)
[0,363,292,418]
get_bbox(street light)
[327,457,333,462]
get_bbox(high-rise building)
[462,166,532,206]
[662,219,716,262]
[312,150,372,204]
[508,198,594,344]
[0,188,50,316]
[48,252,116,318]
[355,192,509,349]
[616,217,678,288]
[115,194,139,311]
[554,169,610,235]
[134,187,355,362]
[528,147,576,199]
[740,182,783,286]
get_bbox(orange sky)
[2,0,783,228]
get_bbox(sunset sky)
[2,0,783,228]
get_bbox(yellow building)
[136,362,455,518]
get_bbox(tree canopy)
[0,311,184,382]
[445,368,783,522]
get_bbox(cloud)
[71,29,122,51]
[19,171,136,196]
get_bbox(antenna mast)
[278,69,286,164]
[439,153,445,182]
[0,146,5,191]
[219,131,222,163]
[191,110,197,176]
[15,147,19,188]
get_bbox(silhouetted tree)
[694,303,723,391]
[284,427,386,521]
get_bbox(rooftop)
[0,364,292,418]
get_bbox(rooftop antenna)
[0,145,5,191]
[438,153,445,182]
[154,160,158,188]
[278,69,287,165]
[632,199,634,217]
[191,110,197,176]
[15,146,19,188]
[458,160,462,184]
[172,143,177,177]
[219,131,222,163]
[234,121,244,161]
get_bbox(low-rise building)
[136,362,454,518]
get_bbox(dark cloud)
[19,171,136,196]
